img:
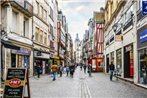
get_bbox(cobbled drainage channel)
[80,77,92,98]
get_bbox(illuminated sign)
[140,29,147,43]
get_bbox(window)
[12,11,17,33]
[44,33,47,45]
[50,24,54,38]
[49,6,53,20]
[44,10,47,21]
[124,5,133,24]
[36,1,39,15]
[40,30,43,43]
[137,0,142,11]
[23,17,29,37]
[35,27,39,41]
[40,6,43,18]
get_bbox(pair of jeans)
[110,70,114,81]
[52,72,56,80]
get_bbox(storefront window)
[110,52,114,63]
[139,48,147,85]
[116,49,122,76]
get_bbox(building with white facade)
[104,0,147,88]
[33,0,51,75]
[1,0,33,79]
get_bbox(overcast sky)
[58,0,105,42]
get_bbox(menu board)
[3,68,26,98]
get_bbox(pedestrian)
[36,63,41,78]
[80,64,83,71]
[59,63,63,77]
[51,62,58,81]
[66,63,70,76]
[70,64,75,78]
[109,62,115,81]
[87,64,92,77]
[83,64,87,73]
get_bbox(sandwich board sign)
[3,68,30,98]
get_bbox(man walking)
[36,63,41,78]
[83,64,87,73]
[59,63,63,77]
[51,62,58,81]
[109,62,115,81]
[66,63,70,76]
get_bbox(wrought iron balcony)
[137,8,146,22]
[2,0,33,17]
[123,18,133,31]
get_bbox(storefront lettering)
[125,45,132,52]
[140,29,147,43]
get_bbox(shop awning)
[1,40,20,50]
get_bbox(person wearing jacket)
[109,62,115,81]
[51,62,58,81]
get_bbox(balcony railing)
[137,8,146,22]
[2,0,33,17]
[123,18,133,31]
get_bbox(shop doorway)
[124,45,134,78]
[124,51,130,78]
[11,54,16,67]
[106,55,109,73]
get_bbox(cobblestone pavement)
[30,67,147,98]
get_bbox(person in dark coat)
[88,64,92,77]
[83,64,87,73]
[109,62,115,81]
[70,64,75,78]
[36,63,41,78]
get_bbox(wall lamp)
[112,23,123,33]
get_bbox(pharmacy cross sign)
[142,0,147,15]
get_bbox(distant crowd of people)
[34,61,117,81]
[35,62,77,81]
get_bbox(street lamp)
[112,23,123,33]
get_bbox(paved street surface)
[30,67,147,98]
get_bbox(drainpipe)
[0,3,2,87]
[32,1,34,76]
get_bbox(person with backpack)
[66,62,70,76]
[51,62,58,81]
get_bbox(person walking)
[36,63,41,78]
[59,63,63,77]
[70,64,75,78]
[109,62,115,81]
[80,64,83,71]
[66,63,70,76]
[51,62,58,81]
[88,64,92,77]
[83,64,87,73]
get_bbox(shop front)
[124,44,134,78]
[106,54,109,73]
[11,48,31,68]
[34,50,50,75]
[137,24,147,85]
[116,49,122,76]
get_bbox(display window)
[139,48,147,84]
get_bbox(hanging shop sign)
[115,35,123,41]
[3,68,30,98]
[142,0,147,15]
[140,29,147,43]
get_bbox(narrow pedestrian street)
[30,67,147,98]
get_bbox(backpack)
[66,66,69,72]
